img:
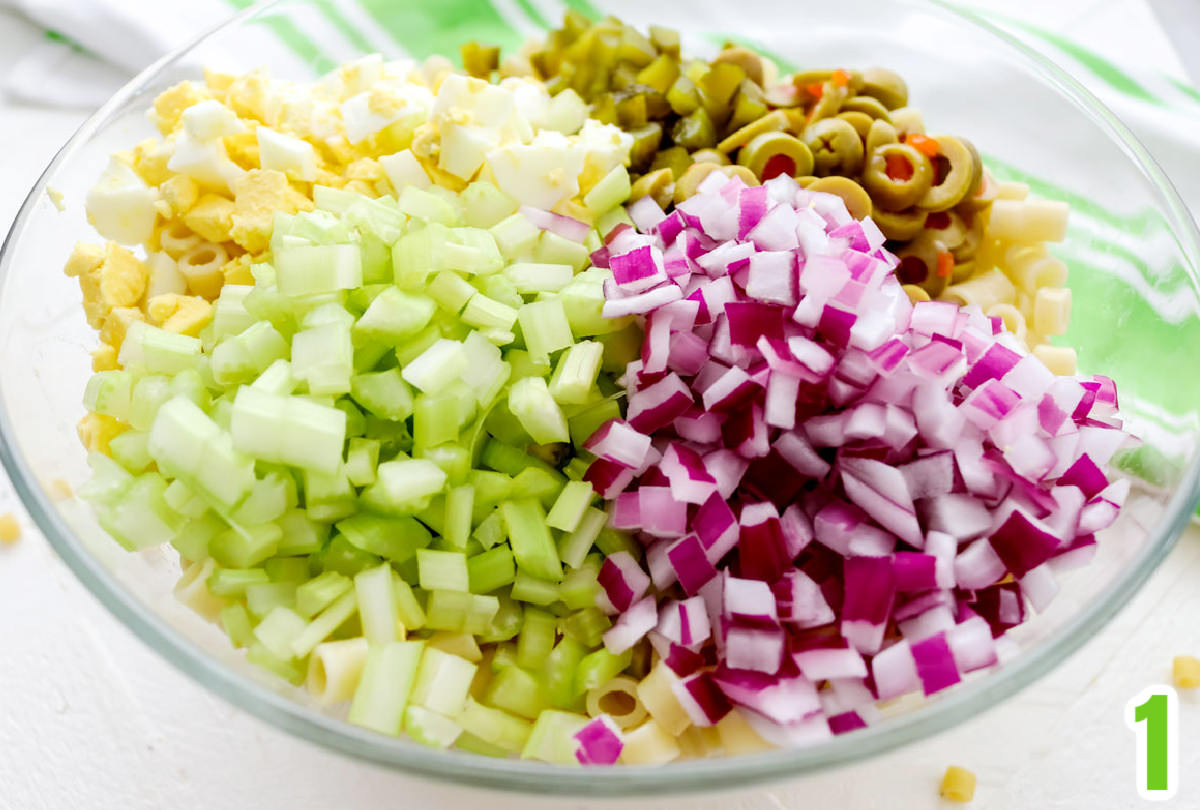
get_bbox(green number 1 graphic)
[1125,686,1178,801]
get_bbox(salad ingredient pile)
[64,14,1129,766]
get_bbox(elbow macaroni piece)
[308,637,370,705]
[618,719,682,765]
[635,662,693,737]
[586,676,648,730]
[1033,287,1072,336]
[941,268,1016,311]
[174,558,227,622]
[178,241,229,300]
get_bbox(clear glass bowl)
[2,0,1199,796]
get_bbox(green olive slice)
[894,234,951,297]
[861,142,933,211]
[716,109,789,153]
[860,67,909,109]
[837,111,874,141]
[840,95,893,122]
[737,131,815,180]
[918,135,981,211]
[871,206,926,241]
[807,176,873,220]
[803,117,864,176]
[865,119,899,155]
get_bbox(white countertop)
[2,3,1200,808]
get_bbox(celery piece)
[83,370,134,421]
[544,637,588,710]
[343,197,408,244]
[209,524,281,569]
[291,590,358,657]
[517,298,573,364]
[503,262,574,294]
[348,640,425,736]
[507,349,553,381]
[482,440,541,478]
[220,603,255,649]
[127,375,170,432]
[441,228,504,275]
[207,567,271,597]
[355,563,399,644]
[522,709,589,763]
[302,465,356,523]
[595,204,635,238]
[533,231,589,272]
[575,647,633,696]
[276,508,329,556]
[231,471,295,526]
[163,477,208,519]
[119,322,202,375]
[563,607,612,648]
[417,549,470,591]
[583,165,632,214]
[275,243,362,297]
[265,556,308,584]
[251,358,295,395]
[508,377,569,445]
[410,647,478,717]
[412,392,463,450]
[463,593,503,635]
[428,271,478,314]
[461,181,519,229]
[559,563,602,611]
[320,534,380,577]
[491,643,519,672]
[562,457,590,482]
[398,186,461,226]
[417,495,448,537]
[246,641,305,685]
[211,321,289,387]
[336,513,432,564]
[363,415,414,457]
[556,506,602,570]
[245,581,298,619]
[461,334,510,408]
[425,590,499,634]
[568,398,622,450]
[292,322,354,395]
[345,437,381,487]
[490,212,541,260]
[108,431,153,474]
[548,341,604,405]
[401,339,467,395]
[336,398,366,438]
[480,594,523,643]
[479,274,524,311]
[169,368,211,411]
[80,451,134,506]
[253,605,307,660]
[313,184,361,215]
[597,324,644,373]
[483,401,531,447]
[500,499,562,582]
[511,468,565,511]
[596,527,640,558]
[231,387,347,475]
[405,705,463,749]
[354,340,392,374]
[471,508,506,550]
[394,578,427,630]
[392,224,450,290]
[460,293,519,332]
[359,234,394,285]
[170,511,225,561]
[353,287,436,342]
[443,485,475,549]
[511,571,560,606]
[296,570,352,618]
[516,607,558,671]
[455,731,510,758]
[211,285,256,343]
[457,698,533,753]
[485,665,547,720]
[361,459,447,515]
[350,368,414,422]
[546,480,596,534]
[427,631,482,662]
[467,545,516,594]
[149,397,256,509]
[418,444,472,486]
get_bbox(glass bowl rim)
[2,0,1199,795]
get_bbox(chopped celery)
[457,698,533,753]
[500,499,563,582]
[517,298,573,363]
[546,480,596,533]
[426,590,499,634]
[83,370,134,421]
[211,321,289,387]
[405,705,463,749]
[467,545,516,593]
[291,590,358,657]
[295,570,352,618]
[595,204,634,238]
[508,377,569,445]
[349,368,414,421]
[275,508,329,556]
[417,444,472,485]
[507,349,554,381]
[548,341,604,405]
[220,603,256,649]
[533,231,589,271]
[397,186,461,226]
[207,567,271,597]
[455,731,511,758]
[344,437,381,487]
[596,526,640,557]
[348,640,425,736]
[568,397,623,450]
[209,523,281,569]
[401,339,467,395]
[108,430,153,474]
[275,243,362,297]
[443,485,475,549]
[485,665,547,720]
[417,549,470,591]
[302,465,356,522]
[253,605,307,660]
[441,228,504,275]
[246,641,305,685]
[319,534,380,577]
[119,322,202,375]
[461,181,519,229]
[428,271,478,314]
[361,459,447,515]
[563,606,612,648]
[410,647,477,716]
[559,561,602,611]
[575,647,633,696]
[393,224,451,289]
[481,595,524,643]
[490,213,541,260]
[149,397,255,509]
[394,577,427,630]
[472,508,506,550]
[583,165,632,214]
[245,581,298,619]
[516,607,557,670]
[353,287,436,342]
[522,709,589,763]
[503,262,574,294]
[460,293,519,332]
[336,513,432,563]
[355,563,399,644]
[230,471,295,526]
[544,637,588,710]
[511,571,560,606]
[291,322,354,395]
[511,467,565,511]
[170,511,225,561]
